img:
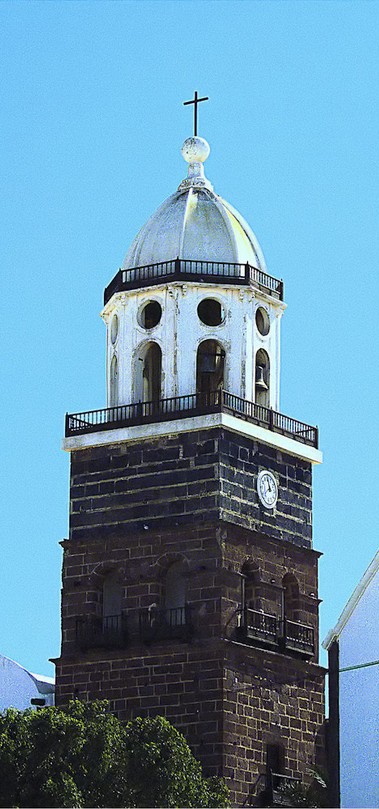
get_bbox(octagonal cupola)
[101,135,285,420]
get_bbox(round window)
[139,301,162,329]
[197,299,224,327]
[110,314,119,344]
[255,307,270,336]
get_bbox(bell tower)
[55,121,325,807]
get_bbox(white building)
[323,550,379,808]
[0,653,55,712]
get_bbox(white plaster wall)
[0,655,55,712]
[338,573,379,808]
[102,284,284,408]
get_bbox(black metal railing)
[104,259,284,303]
[268,771,302,806]
[76,614,128,650]
[279,618,315,656]
[238,610,315,657]
[139,605,193,643]
[248,771,302,807]
[65,389,318,448]
[242,608,278,647]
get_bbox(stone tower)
[54,131,325,806]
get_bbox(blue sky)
[1,0,378,677]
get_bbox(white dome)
[122,138,267,272]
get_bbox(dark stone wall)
[219,432,312,547]
[55,637,325,807]
[69,427,312,548]
[55,425,323,806]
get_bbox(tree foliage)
[0,701,229,808]
[279,768,329,808]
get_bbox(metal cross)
[183,91,209,136]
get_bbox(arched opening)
[240,562,277,648]
[280,572,314,655]
[102,571,123,633]
[282,573,300,623]
[255,348,270,408]
[139,560,191,642]
[165,561,186,627]
[241,561,260,611]
[196,340,225,398]
[110,355,118,407]
[135,342,162,404]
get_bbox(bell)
[255,365,268,391]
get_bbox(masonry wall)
[222,645,325,806]
[69,427,312,547]
[55,426,324,806]
[56,643,224,774]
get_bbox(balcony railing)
[252,771,302,807]
[279,618,315,656]
[242,608,278,647]
[76,614,128,650]
[65,389,318,448]
[139,605,193,643]
[104,259,284,304]
[238,610,315,657]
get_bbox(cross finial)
[183,91,209,137]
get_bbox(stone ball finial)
[181,136,210,164]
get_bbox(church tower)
[55,114,325,806]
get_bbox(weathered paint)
[101,282,285,411]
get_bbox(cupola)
[123,136,267,271]
[101,135,286,418]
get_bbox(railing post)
[269,407,274,431]
[175,256,180,275]
[244,262,250,283]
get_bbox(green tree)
[123,715,229,808]
[0,701,229,808]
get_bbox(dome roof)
[123,137,267,272]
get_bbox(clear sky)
[1,0,378,677]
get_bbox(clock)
[257,470,278,509]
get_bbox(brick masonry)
[69,427,312,547]
[55,426,325,806]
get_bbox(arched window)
[255,348,270,408]
[241,561,260,611]
[165,561,186,627]
[282,573,300,623]
[102,572,123,634]
[240,562,278,649]
[196,340,225,396]
[135,342,162,404]
[110,355,118,407]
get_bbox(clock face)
[257,470,278,508]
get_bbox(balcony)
[65,389,318,449]
[139,606,193,644]
[238,609,315,658]
[76,614,128,650]
[104,259,284,304]
[279,618,315,657]
[254,772,302,807]
[241,608,278,649]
